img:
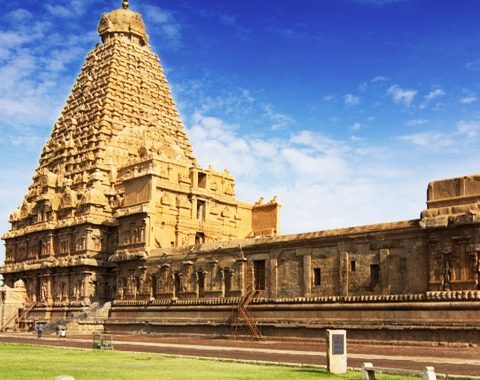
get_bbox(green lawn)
[0,343,423,380]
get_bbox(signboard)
[332,334,344,355]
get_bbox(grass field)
[0,343,432,380]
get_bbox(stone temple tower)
[1,1,280,311]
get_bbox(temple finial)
[122,0,129,9]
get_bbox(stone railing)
[112,290,480,307]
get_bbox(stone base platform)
[104,292,480,345]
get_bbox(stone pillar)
[269,258,278,299]
[303,254,312,297]
[191,196,197,220]
[31,276,37,303]
[47,233,54,257]
[235,258,247,296]
[115,269,123,300]
[143,216,149,246]
[45,274,53,305]
[80,272,91,305]
[250,262,255,291]
[85,228,93,251]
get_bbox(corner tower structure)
[1,2,280,307]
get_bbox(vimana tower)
[1,0,279,313]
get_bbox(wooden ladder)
[232,288,262,340]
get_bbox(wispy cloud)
[399,119,480,149]
[387,85,417,106]
[460,96,477,104]
[398,131,454,148]
[188,111,425,232]
[465,60,480,71]
[371,75,388,83]
[142,5,183,46]
[44,0,95,17]
[262,104,293,131]
[457,120,480,139]
[44,4,72,18]
[343,93,360,106]
[406,119,428,126]
[424,88,445,102]
[350,122,362,131]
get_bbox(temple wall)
[113,220,429,301]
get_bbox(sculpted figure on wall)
[442,255,452,291]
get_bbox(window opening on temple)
[195,232,205,245]
[350,260,356,272]
[253,260,266,290]
[196,200,206,220]
[313,267,321,286]
[198,172,207,189]
[370,264,380,288]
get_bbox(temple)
[1,2,480,344]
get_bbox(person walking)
[37,323,43,338]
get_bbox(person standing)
[37,323,43,338]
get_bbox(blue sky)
[1,0,480,262]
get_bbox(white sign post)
[326,329,347,374]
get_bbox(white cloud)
[187,111,432,234]
[142,5,182,45]
[425,88,445,102]
[262,104,293,130]
[7,9,33,21]
[460,96,477,104]
[371,75,388,83]
[399,119,480,150]
[358,82,368,93]
[351,122,362,131]
[44,4,72,18]
[457,120,480,139]
[406,119,428,126]
[43,0,94,18]
[398,131,454,148]
[465,60,480,71]
[343,93,360,106]
[387,85,417,106]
